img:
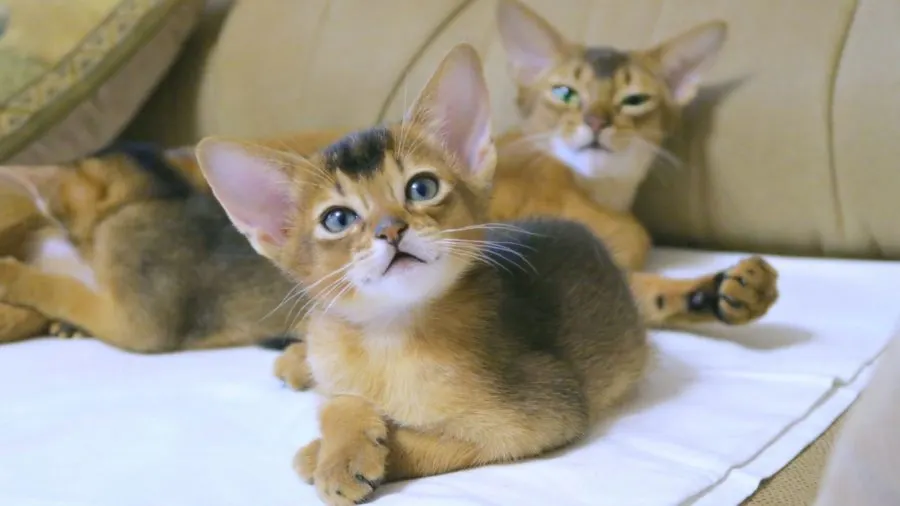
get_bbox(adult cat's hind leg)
[630,255,779,327]
[0,257,152,351]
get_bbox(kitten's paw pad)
[692,256,779,325]
[313,436,388,506]
[295,438,322,484]
[49,321,89,339]
[274,342,313,390]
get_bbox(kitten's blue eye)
[621,93,651,107]
[551,85,580,106]
[320,207,358,233]
[405,174,440,202]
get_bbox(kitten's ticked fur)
[198,45,648,505]
[0,144,301,352]
[492,0,778,327]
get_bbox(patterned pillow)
[0,0,203,164]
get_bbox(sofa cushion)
[127,0,900,260]
[0,0,203,165]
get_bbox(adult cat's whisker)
[625,135,683,170]
[501,133,555,155]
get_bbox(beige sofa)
[120,0,898,503]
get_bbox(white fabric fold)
[1,247,895,506]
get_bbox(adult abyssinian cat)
[0,143,304,352]
[493,0,777,327]
[197,44,648,505]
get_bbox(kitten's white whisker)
[289,276,345,329]
[439,239,534,274]
[442,245,512,274]
[321,281,353,317]
[259,283,305,323]
[440,223,541,237]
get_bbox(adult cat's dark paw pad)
[691,256,779,325]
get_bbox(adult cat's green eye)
[406,174,440,202]
[551,85,580,106]
[621,93,651,107]
[320,206,359,233]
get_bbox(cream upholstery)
[128,0,900,261]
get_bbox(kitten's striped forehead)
[322,126,395,179]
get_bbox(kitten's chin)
[340,255,469,324]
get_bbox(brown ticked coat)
[197,45,648,505]
[0,144,303,352]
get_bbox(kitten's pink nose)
[375,217,409,246]
[583,113,607,134]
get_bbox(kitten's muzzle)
[374,216,409,247]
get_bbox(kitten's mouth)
[383,250,426,275]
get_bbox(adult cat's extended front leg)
[630,256,779,327]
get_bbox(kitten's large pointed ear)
[650,20,728,106]
[0,165,63,218]
[195,138,297,255]
[405,43,495,189]
[496,0,569,86]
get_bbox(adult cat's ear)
[405,43,495,190]
[0,164,62,219]
[195,138,296,256]
[650,20,728,106]
[496,0,568,86]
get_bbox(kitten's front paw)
[294,438,322,483]
[308,424,389,505]
[274,342,314,390]
[691,256,779,325]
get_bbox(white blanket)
[1,247,896,506]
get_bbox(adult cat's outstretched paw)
[690,255,779,325]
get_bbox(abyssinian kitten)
[492,0,778,327]
[196,44,648,505]
[0,143,304,352]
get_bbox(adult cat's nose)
[583,113,607,134]
[374,217,409,246]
